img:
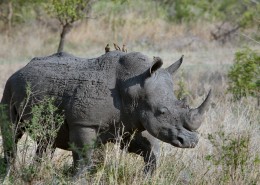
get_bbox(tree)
[0,0,45,34]
[0,0,14,34]
[47,0,95,52]
[205,0,259,43]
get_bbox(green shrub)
[206,129,259,184]
[25,96,64,157]
[46,0,90,25]
[14,95,64,182]
[227,48,260,103]
[174,70,191,100]
[157,0,259,26]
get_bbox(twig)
[239,32,260,45]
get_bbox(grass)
[0,17,259,184]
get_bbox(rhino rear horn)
[186,90,212,130]
[166,55,183,75]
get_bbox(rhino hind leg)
[123,131,160,175]
[0,102,24,167]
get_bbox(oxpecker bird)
[113,43,121,51]
[122,44,127,53]
[105,44,110,53]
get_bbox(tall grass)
[1,94,259,184]
[0,59,259,184]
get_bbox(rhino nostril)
[177,136,184,145]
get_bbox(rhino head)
[117,52,211,148]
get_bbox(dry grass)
[0,19,259,184]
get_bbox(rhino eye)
[158,107,168,115]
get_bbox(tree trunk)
[57,23,73,53]
[7,2,13,35]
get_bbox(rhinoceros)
[0,51,211,174]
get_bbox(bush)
[25,96,64,158]
[174,70,191,101]
[0,85,65,183]
[227,48,260,103]
[206,129,259,184]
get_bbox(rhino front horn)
[197,89,212,114]
[186,90,212,130]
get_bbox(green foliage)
[47,0,91,25]
[0,0,45,25]
[23,87,61,154]
[0,85,65,182]
[94,0,163,22]
[1,0,258,34]
[20,164,37,182]
[158,0,197,23]
[25,96,63,153]
[227,48,260,100]
[158,0,259,28]
[206,129,258,183]
[204,0,259,29]
[46,0,95,52]
[19,95,64,182]
[0,0,93,31]
[175,70,191,100]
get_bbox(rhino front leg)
[69,126,97,172]
[126,131,160,175]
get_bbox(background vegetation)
[0,0,259,184]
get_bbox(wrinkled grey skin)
[0,51,211,174]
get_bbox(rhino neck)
[118,86,144,132]
[115,52,152,133]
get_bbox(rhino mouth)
[171,139,183,147]
[171,139,197,148]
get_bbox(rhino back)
[9,51,124,125]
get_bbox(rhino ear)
[166,55,183,75]
[149,57,163,75]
